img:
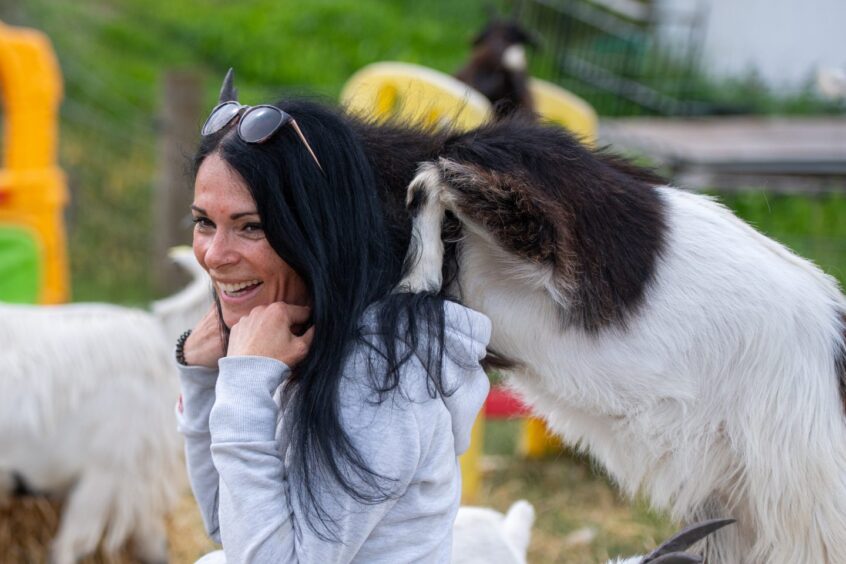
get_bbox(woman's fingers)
[283,303,311,324]
[226,302,313,366]
[183,306,225,368]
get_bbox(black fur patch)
[351,114,668,334]
[439,119,668,332]
[12,472,36,497]
[407,185,428,215]
[351,119,449,265]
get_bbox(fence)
[514,0,709,116]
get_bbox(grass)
[717,191,846,286]
[480,421,676,562]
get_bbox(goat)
[0,248,208,564]
[455,19,536,118]
[372,115,846,563]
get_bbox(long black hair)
[193,99,450,539]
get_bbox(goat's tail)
[151,246,213,343]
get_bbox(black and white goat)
[351,116,846,562]
[455,19,536,118]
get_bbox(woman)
[175,71,491,563]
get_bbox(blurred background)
[1,0,844,562]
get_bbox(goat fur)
[0,248,208,564]
[451,500,535,564]
[376,117,846,563]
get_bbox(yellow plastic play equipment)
[341,61,598,500]
[0,21,68,304]
[529,77,598,146]
[341,61,492,131]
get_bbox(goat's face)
[471,20,534,73]
[458,19,537,116]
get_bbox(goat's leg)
[129,514,169,564]
[397,163,449,293]
[50,472,114,564]
[397,157,564,297]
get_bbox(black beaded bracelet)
[175,329,192,366]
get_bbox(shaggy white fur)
[401,171,846,563]
[452,500,535,564]
[0,248,210,564]
[152,246,214,344]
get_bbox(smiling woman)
[190,153,310,329]
[173,71,491,563]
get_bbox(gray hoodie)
[177,301,491,563]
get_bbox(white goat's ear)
[218,68,238,103]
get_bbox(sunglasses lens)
[239,106,287,143]
[201,102,241,136]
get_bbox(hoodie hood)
[438,301,491,455]
[358,299,492,456]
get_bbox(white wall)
[657,0,846,88]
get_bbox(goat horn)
[647,554,702,564]
[218,68,238,103]
[642,518,735,563]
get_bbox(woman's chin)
[221,309,246,328]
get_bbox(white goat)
[400,152,846,563]
[0,247,209,564]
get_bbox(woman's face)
[192,152,310,328]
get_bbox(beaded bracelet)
[175,329,192,366]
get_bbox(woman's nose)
[202,230,238,269]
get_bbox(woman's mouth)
[217,279,263,299]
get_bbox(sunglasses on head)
[201,101,323,172]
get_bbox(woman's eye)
[244,223,264,233]
[192,217,213,229]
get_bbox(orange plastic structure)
[0,20,68,304]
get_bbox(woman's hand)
[183,307,226,369]
[227,302,314,367]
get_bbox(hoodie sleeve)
[176,363,222,542]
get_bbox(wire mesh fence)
[515,0,710,116]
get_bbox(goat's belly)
[0,433,80,493]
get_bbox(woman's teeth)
[219,280,261,296]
